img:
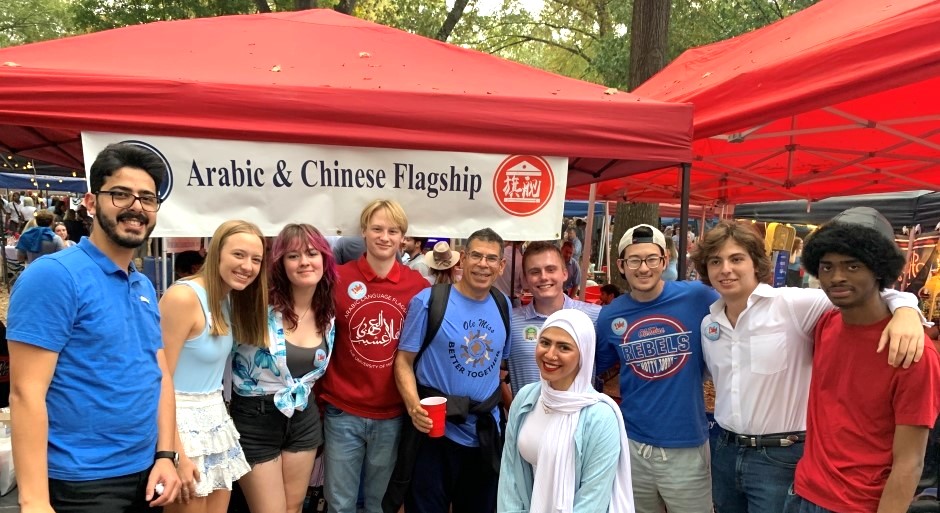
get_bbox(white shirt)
[701,283,920,435]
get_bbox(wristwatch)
[155,450,179,467]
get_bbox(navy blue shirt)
[7,238,163,480]
[595,280,717,447]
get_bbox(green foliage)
[461,0,818,88]
[0,0,74,47]
[669,0,819,59]
[70,0,256,33]
[355,0,450,38]
[16,0,820,88]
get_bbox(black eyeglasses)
[96,190,162,212]
[621,256,664,270]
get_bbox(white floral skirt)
[176,390,251,497]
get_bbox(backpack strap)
[415,283,451,366]
[488,287,511,344]
[414,284,510,367]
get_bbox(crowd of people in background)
[5,142,940,513]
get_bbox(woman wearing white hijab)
[497,309,635,513]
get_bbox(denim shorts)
[229,393,323,465]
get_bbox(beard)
[96,209,155,249]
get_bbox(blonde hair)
[198,220,269,348]
[359,199,408,234]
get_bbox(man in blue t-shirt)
[7,143,181,513]
[595,224,717,513]
[395,227,511,513]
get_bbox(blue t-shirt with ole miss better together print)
[595,280,717,448]
[400,286,511,448]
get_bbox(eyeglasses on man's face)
[467,251,501,265]
[96,189,162,212]
[620,255,664,270]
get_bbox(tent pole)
[579,183,598,300]
[509,241,517,304]
[678,163,692,280]
[1,190,8,291]
[159,238,167,295]
[603,201,611,282]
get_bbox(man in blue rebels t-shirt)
[595,224,717,513]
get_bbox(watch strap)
[155,450,177,461]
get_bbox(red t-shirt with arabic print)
[317,256,429,419]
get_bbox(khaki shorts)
[628,439,713,513]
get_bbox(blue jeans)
[784,492,837,513]
[323,404,403,513]
[711,429,804,513]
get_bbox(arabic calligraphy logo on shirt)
[346,297,406,366]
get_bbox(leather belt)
[722,429,806,448]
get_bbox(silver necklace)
[285,305,311,335]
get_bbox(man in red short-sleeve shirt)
[788,207,940,513]
[317,199,429,513]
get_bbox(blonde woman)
[159,220,268,513]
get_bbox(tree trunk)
[334,0,357,14]
[608,202,660,291]
[628,0,671,90]
[606,0,672,291]
[253,0,271,13]
[294,0,315,10]
[435,0,470,41]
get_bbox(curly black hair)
[802,222,904,290]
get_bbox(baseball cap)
[618,224,667,255]
[829,207,895,242]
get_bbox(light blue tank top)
[172,281,233,394]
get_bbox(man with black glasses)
[595,223,717,513]
[8,143,181,513]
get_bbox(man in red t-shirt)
[318,199,429,513]
[789,207,940,513]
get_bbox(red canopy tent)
[0,9,691,181]
[567,0,940,205]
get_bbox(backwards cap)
[618,224,667,255]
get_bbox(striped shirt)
[507,296,601,396]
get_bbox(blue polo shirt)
[7,237,163,481]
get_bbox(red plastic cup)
[420,397,447,438]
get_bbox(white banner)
[81,132,568,240]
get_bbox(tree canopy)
[1,0,820,87]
